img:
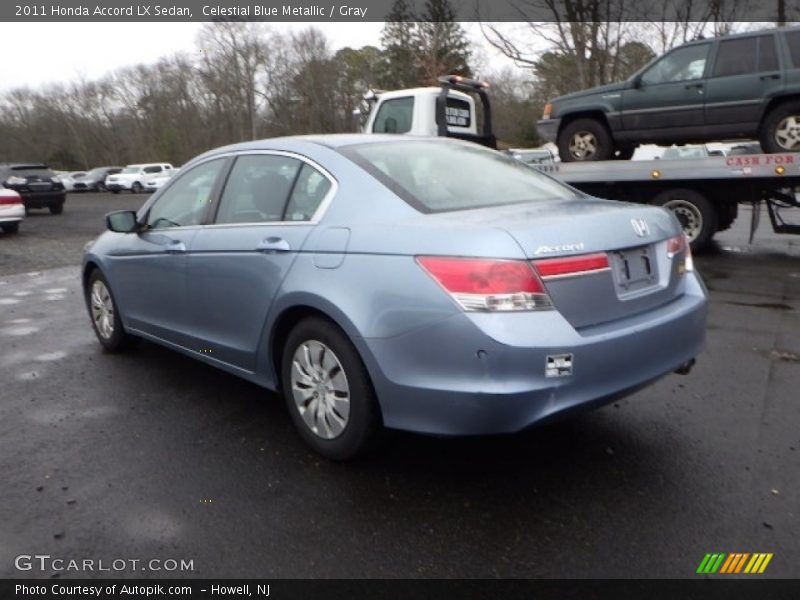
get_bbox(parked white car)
[105,163,174,194]
[0,187,25,234]
[142,169,178,193]
[57,171,88,192]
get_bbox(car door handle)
[760,73,781,80]
[256,237,290,253]
[685,82,703,89]
[165,240,186,253]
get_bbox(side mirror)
[632,75,643,89]
[106,210,140,233]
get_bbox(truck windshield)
[340,140,579,213]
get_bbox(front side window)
[642,43,710,85]
[215,155,301,224]
[341,140,579,213]
[146,158,225,229]
[372,97,414,134]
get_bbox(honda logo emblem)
[631,218,650,237]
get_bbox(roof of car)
[677,25,800,47]
[210,134,462,153]
[0,163,49,169]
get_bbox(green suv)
[537,28,800,161]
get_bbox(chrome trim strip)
[539,267,612,281]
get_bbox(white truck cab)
[356,75,496,148]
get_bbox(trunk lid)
[457,199,686,329]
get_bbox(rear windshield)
[7,166,54,177]
[340,141,578,213]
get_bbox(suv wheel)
[281,317,382,460]
[1,222,20,234]
[760,102,800,153]
[652,188,717,251]
[131,182,142,194]
[558,118,614,162]
[49,202,64,215]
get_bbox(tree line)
[0,0,787,169]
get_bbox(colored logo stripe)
[697,553,773,574]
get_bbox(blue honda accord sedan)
[82,135,707,459]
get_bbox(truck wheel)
[49,202,64,215]
[131,182,142,194]
[558,118,614,162]
[652,188,718,251]
[1,222,20,234]
[759,101,800,152]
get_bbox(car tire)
[131,182,142,194]
[652,188,718,251]
[759,101,800,153]
[281,317,382,461]
[1,222,20,234]
[111,189,119,194]
[96,183,106,193]
[558,118,614,162]
[49,202,64,215]
[85,270,138,352]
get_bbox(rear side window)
[372,97,414,134]
[786,30,800,68]
[341,140,578,214]
[445,98,471,128]
[215,154,301,224]
[284,164,332,221]
[713,35,777,77]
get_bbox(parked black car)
[538,27,800,161]
[73,166,123,192]
[0,164,66,213]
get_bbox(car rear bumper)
[0,204,25,222]
[359,274,707,435]
[536,118,560,142]
[18,191,66,209]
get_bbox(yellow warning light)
[651,170,661,179]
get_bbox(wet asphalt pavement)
[0,194,798,578]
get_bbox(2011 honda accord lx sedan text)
[82,135,708,460]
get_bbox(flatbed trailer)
[534,153,800,250]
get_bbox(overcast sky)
[0,22,521,93]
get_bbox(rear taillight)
[533,253,609,279]
[417,256,553,312]
[666,234,693,273]
[0,195,22,205]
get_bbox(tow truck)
[356,76,800,250]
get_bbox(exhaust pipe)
[674,358,696,376]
